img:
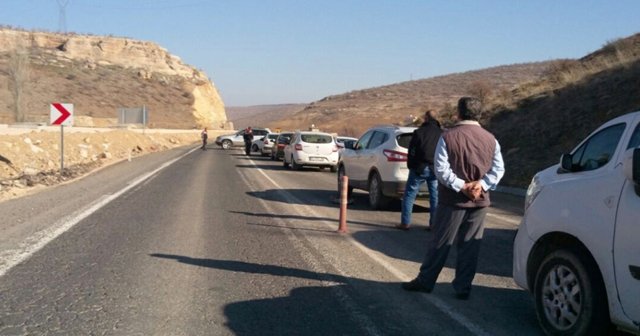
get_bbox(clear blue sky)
[1,0,639,106]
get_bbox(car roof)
[295,131,333,136]
[368,125,417,134]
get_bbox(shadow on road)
[352,227,517,278]
[229,210,391,230]
[148,253,540,335]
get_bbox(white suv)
[513,111,640,335]
[338,125,425,209]
[283,131,339,171]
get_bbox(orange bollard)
[337,175,349,233]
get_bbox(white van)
[513,111,640,335]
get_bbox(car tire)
[251,144,259,153]
[337,166,353,198]
[291,156,301,170]
[283,157,289,168]
[533,249,610,336]
[329,165,337,173]
[221,140,232,150]
[368,172,390,210]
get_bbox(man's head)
[423,109,437,122]
[457,97,483,121]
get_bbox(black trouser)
[416,205,488,295]
[244,142,251,155]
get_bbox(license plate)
[309,157,323,162]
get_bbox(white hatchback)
[283,131,339,172]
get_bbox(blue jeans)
[401,166,438,226]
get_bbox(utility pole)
[57,0,70,33]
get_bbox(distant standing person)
[243,127,254,155]
[397,109,442,231]
[402,97,505,300]
[201,127,208,150]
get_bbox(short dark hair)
[457,97,483,121]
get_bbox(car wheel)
[533,249,610,336]
[251,144,259,153]
[283,156,290,168]
[368,172,390,210]
[221,140,232,150]
[291,156,301,170]
[337,166,353,198]
[330,165,337,173]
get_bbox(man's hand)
[462,181,483,201]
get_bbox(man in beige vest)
[402,97,505,300]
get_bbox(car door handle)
[630,265,640,280]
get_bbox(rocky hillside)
[0,28,228,129]
[267,62,553,137]
[486,33,640,187]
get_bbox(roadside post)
[50,103,73,172]
[337,175,349,233]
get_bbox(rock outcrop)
[0,28,228,129]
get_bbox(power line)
[57,0,70,33]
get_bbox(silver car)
[215,128,271,149]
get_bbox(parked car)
[215,127,271,150]
[283,131,339,171]
[271,132,294,161]
[251,133,279,156]
[338,125,428,209]
[513,111,640,335]
[336,136,358,150]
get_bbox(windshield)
[301,134,333,144]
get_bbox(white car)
[215,127,271,149]
[513,111,640,335]
[283,131,339,172]
[251,133,279,156]
[338,125,426,209]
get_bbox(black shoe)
[402,279,432,293]
[455,292,470,300]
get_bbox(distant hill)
[265,32,640,188]
[226,104,306,130]
[266,62,553,137]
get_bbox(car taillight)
[263,138,269,144]
[332,145,338,152]
[383,149,407,162]
[295,144,303,151]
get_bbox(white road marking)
[243,156,491,336]
[0,147,199,278]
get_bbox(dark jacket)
[407,119,442,173]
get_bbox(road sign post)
[50,103,73,172]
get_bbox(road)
[0,144,539,335]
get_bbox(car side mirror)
[559,153,574,173]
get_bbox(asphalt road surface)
[0,144,540,335]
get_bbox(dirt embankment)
[0,126,228,202]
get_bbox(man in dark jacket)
[243,127,254,155]
[397,110,442,230]
[402,97,505,300]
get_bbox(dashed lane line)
[242,156,491,336]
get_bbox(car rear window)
[268,134,279,140]
[278,134,292,143]
[301,134,333,144]
[397,133,413,149]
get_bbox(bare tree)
[467,80,493,105]
[7,49,30,123]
